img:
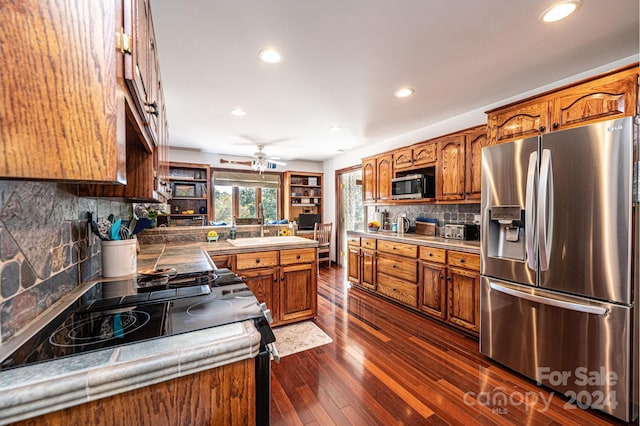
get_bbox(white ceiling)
[152,0,639,163]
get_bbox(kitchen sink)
[226,236,307,246]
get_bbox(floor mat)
[272,321,333,358]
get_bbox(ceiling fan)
[220,144,287,172]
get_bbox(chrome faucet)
[258,203,265,237]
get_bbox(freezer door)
[480,277,636,421]
[539,117,633,304]
[481,136,538,286]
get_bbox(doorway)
[335,166,363,266]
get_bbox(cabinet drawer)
[419,246,446,264]
[447,251,480,271]
[347,236,361,247]
[377,274,419,308]
[235,251,279,270]
[377,240,417,258]
[361,238,377,250]
[377,254,417,282]
[280,248,316,265]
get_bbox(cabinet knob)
[255,259,261,264]
[281,276,285,281]
[446,276,452,281]
[392,264,397,268]
[274,276,277,282]
[460,258,465,263]
[428,253,433,257]
[296,255,301,259]
[439,274,445,279]
[552,123,559,129]
[539,126,546,132]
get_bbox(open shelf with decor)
[283,171,323,225]
[165,162,211,226]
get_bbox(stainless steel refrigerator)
[480,116,638,422]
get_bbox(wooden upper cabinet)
[393,147,414,171]
[487,64,638,145]
[376,153,393,201]
[464,126,488,200]
[362,157,376,202]
[437,135,465,201]
[551,68,637,132]
[0,1,124,182]
[487,98,549,145]
[412,141,438,167]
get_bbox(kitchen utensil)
[97,219,112,240]
[132,217,151,235]
[128,217,137,238]
[110,218,122,240]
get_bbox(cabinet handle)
[392,246,396,250]
[273,276,277,282]
[539,126,546,132]
[281,276,285,281]
[552,123,559,129]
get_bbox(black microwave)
[392,174,434,199]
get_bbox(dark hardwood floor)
[270,265,630,425]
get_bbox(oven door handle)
[267,343,280,363]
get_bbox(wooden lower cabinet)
[239,267,278,321]
[347,246,361,284]
[377,273,419,308]
[346,236,480,336]
[16,358,256,426]
[419,261,447,320]
[360,248,377,290]
[233,248,317,327]
[279,263,317,323]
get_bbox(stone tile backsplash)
[0,181,130,343]
[367,203,481,236]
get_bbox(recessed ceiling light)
[394,87,415,98]
[330,126,342,132]
[540,0,582,23]
[259,48,282,64]
[229,108,247,116]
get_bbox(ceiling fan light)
[540,0,582,23]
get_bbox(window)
[213,171,281,223]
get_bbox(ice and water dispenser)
[485,205,526,261]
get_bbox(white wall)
[322,55,638,261]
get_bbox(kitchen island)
[0,236,317,425]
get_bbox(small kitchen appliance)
[443,223,479,240]
[391,174,435,200]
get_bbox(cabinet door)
[347,247,361,285]
[376,154,393,201]
[551,70,637,132]
[360,248,376,290]
[362,158,376,202]
[412,141,438,167]
[446,266,480,333]
[437,135,465,201]
[488,99,549,145]
[279,264,317,323]
[124,0,151,125]
[393,147,414,171]
[465,126,488,200]
[419,262,447,320]
[238,267,278,324]
[0,1,124,182]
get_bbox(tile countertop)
[0,236,319,424]
[347,230,480,254]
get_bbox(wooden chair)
[313,222,332,273]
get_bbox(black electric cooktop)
[0,269,265,370]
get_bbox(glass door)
[336,166,363,266]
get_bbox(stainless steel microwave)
[391,174,434,199]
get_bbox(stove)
[0,269,272,370]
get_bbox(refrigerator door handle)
[525,151,537,270]
[537,149,553,271]
[489,282,608,315]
